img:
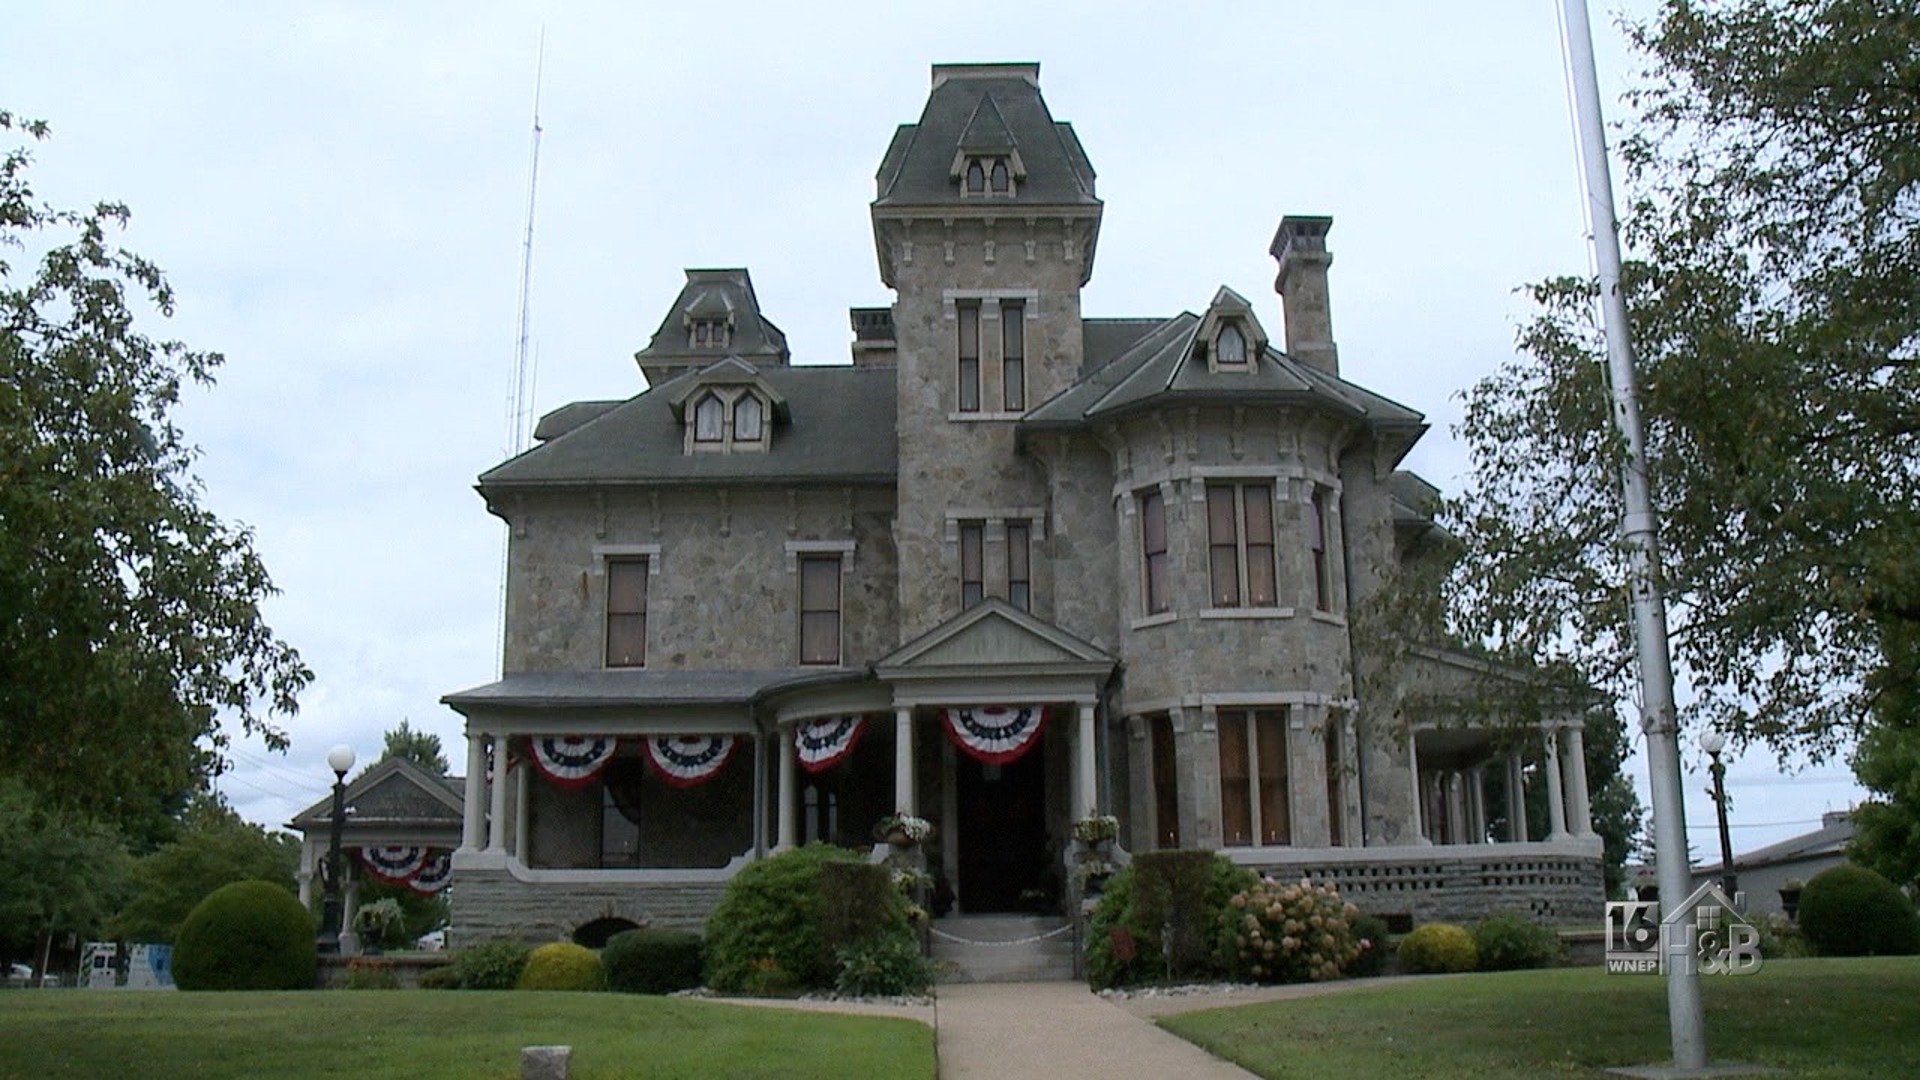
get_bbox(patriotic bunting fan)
[359,846,427,886]
[643,736,738,788]
[942,705,1047,765]
[531,736,618,788]
[408,849,453,895]
[795,716,865,774]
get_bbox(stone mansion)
[440,63,1605,944]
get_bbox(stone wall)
[1234,847,1606,925]
[450,867,731,946]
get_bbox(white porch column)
[1507,753,1530,842]
[894,706,916,815]
[488,734,510,852]
[1543,726,1568,839]
[462,734,487,851]
[1563,725,1594,837]
[1075,702,1098,819]
[1468,766,1488,844]
[1406,730,1431,844]
[513,759,531,863]
[1445,771,1468,844]
[777,725,798,849]
[297,838,316,908]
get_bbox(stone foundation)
[1226,842,1606,925]
[450,860,732,947]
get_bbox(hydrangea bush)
[1224,877,1364,983]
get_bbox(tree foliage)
[0,112,310,825]
[358,719,449,780]
[109,796,297,944]
[1446,0,1920,759]
[0,779,131,957]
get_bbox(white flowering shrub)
[1225,877,1365,983]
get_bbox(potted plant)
[1071,815,1119,846]
[873,811,932,847]
[1779,878,1805,921]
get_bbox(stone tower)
[871,63,1103,639]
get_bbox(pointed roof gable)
[876,598,1115,677]
[666,356,790,424]
[874,63,1097,208]
[287,756,463,833]
[958,93,1017,151]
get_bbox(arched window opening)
[965,160,986,193]
[1217,324,1247,365]
[694,394,726,442]
[989,158,1010,193]
[733,394,764,442]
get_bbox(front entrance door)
[954,746,1050,912]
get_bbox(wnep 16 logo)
[1604,882,1763,976]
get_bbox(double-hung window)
[1308,487,1333,611]
[1218,708,1290,846]
[799,556,841,665]
[1001,301,1025,411]
[957,303,981,413]
[1006,520,1031,611]
[959,521,985,608]
[1139,490,1170,615]
[1206,483,1277,608]
[605,558,648,667]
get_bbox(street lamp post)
[1699,730,1738,903]
[317,743,356,955]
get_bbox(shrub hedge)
[517,942,606,991]
[1397,922,1479,973]
[1797,865,1920,957]
[1472,914,1563,970]
[603,929,705,995]
[447,937,530,990]
[1084,852,1257,989]
[833,935,933,997]
[171,880,316,991]
[1346,913,1392,977]
[705,843,895,993]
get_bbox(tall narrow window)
[1001,301,1025,411]
[1216,323,1247,365]
[1207,484,1277,608]
[965,160,986,194]
[799,556,841,665]
[1218,711,1253,846]
[1309,487,1332,610]
[1324,715,1346,847]
[733,395,763,442]
[959,521,984,608]
[694,394,725,443]
[1006,521,1031,611]
[957,303,981,413]
[1256,710,1291,845]
[1139,489,1170,614]
[605,559,648,668]
[989,158,1010,193]
[1150,715,1180,848]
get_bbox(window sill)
[1309,610,1348,627]
[1129,611,1179,631]
[947,411,1027,422]
[1199,607,1295,620]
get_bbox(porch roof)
[441,668,867,712]
[875,598,1117,679]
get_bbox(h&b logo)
[1604,882,1762,976]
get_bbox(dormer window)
[965,160,986,194]
[694,394,726,443]
[990,159,1010,193]
[961,156,1015,197]
[691,318,730,349]
[733,395,763,442]
[1216,324,1247,366]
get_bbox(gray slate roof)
[483,363,897,489]
[875,64,1097,208]
[443,669,866,711]
[634,269,790,380]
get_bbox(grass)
[1160,957,1920,1079]
[0,990,933,1080]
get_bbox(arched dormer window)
[1216,324,1247,366]
[693,394,726,442]
[733,395,764,442]
[965,160,986,194]
[989,159,1010,193]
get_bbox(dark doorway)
[955,746,1051,912]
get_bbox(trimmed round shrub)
[1398,922,1479,973]
[517,942,606,991]
[604,928,705,994]
[706,843,897,993]
[1797,865,1920,957]
[1346,913,1392,978]
[448,937,531,990]
[1472,914,1563,970]
[172,880,316,991]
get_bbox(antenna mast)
[498,32,545,675]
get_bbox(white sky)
[6,1,1865,858]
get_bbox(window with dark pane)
[1001,301,1025,411]
[1244,484,1276,605]
[1324,715,1345,847]
[1206,485,1241,607]
[1006,520,1031,611]
[989,158,1010,193]
[1140,489,1169,614]
[959,521,984,607]
[1256,709,1291,845]
[605,558,648,668]
[799,556,841,665]
[957,303,981,412]
[965,159,986,193]
[1218,710,1253,845]
[1309,487,1332,610]
[1150,714,1179,848]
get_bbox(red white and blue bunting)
[643,735,738,788]
[409,849,453,895]
[530,736,619,788]
[359,846,427,886]
[795,716,865,774]
[942,706,1048,765]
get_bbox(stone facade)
[441,63,1605,947]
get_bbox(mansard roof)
[874,63,1098,208]
[633,269,790,384]
[481,363,896,490]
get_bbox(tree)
[1446,1,1920,760]
[0,779,131,973]
[1849,623,1920,890]
[357,719,449,780]
[0,113,310,828]
[109,795,297,943]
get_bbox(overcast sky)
[6,1,1865,858]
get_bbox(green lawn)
[0,990,933,1080]
[1161,957,1920,1080]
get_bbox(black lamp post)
[1699,729,1737,903]
[316,743,356,955]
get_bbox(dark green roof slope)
[1081,318,1165,376]
[443,669,866,710]
[875,64,1097,208]
[634,269,790,385]
[481,364,896,489]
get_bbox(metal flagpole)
[1557,0,1706,1068]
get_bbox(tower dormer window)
[989,159,1010,193]
[965,160,986,194]
[961,156,1014,197]
[694,393,726,442]
[692,318,729,349]
[1216,324,1247,366]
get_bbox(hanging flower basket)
[1072,815,1119,845]
[873,812,932,845]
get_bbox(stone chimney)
[1270,215,1338,376]
[848,306,896,367]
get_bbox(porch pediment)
[875,599,1116,678]
[288,756,464,834]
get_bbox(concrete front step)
[930,914,1078,983]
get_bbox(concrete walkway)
[934,981,1259,1079]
